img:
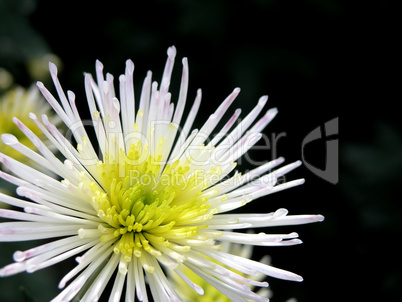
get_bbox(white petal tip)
[13,251,26,262]
[294,160,303,168]
[96,59,104,70]
[106,73,114,82]
[276,156,285,164]
[316,215,325,222]
[293,275,303,282]
[168,46,177,58]
[282,272,304,282]
[126,59,134,73]
[41,114,50,124]
[28,112,37,119]
[24,207,35,214]
[67,90,75,100]
[16,186,27,196]
[84,72,92,80]
[269,107,278,114]
[259,95,269,105]
[26,265,36,273]
[49,62,57,75]
[12,117,20,125]
[58,282,66,289]
[274,208,288,217]
[1,134,18,145]
[194,285,204,295]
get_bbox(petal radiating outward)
[168,242,299,302]
[0,85,62,171]
[0,47,323,301]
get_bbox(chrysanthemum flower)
[0,47,323,301]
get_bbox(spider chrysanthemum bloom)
[0,47,323,302]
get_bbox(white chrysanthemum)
[0,47,323,302]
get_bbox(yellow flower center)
[83,141,219,267]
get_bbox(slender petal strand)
[0,47,323,301]
[0,85,62,170]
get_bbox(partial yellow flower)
[27,54,63,82]
[0,85,61,166]
[0,68,13,91]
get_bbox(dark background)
[1,0,400,301]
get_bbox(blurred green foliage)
[0,0,50,85]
